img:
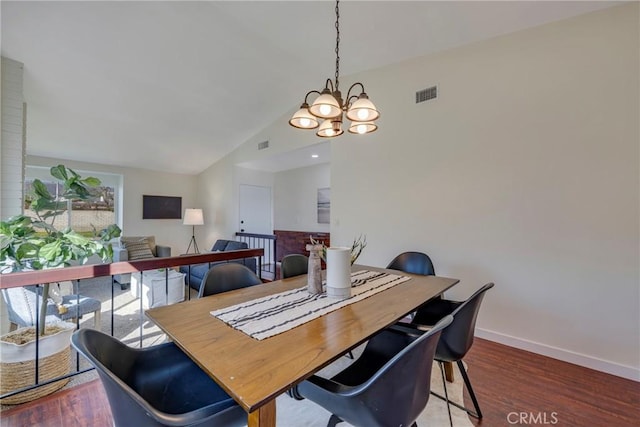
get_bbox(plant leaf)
[64,231,90,246]
[32,180,53,200]
[82,177,101,187]
[49,165,68,181]
[39,241,62,261]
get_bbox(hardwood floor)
[1,338,638,426]
[464,339,639,426]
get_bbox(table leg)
[248,400,276,427]
[444,361,455,382]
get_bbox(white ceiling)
[1,1,620,175]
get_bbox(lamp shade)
[316,119,344,138]
[309,91,342,119]
[348,121,378,135]
[183,208,204,225]
[289,105,319,129]
[346,94,380,122]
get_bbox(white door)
[239,184,272,235]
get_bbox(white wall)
[0,57,26,334]
[197,161,275,247]
[332,4,639,378]
[274,163,330,232]
[1,57,25,220]
[27,156,199,255]
[201,4,639,380]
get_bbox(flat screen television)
[142,195,182,219]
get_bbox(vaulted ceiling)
[1,1,619,174]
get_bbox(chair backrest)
[198,263,262,298]
[386,251,435,276]
[1,286,59,327]
[210,239,229,251]
[224,241,248,251]
[72,328,154,426]
[349,315,453,427]
[71,329,245,427]
[280,254,308,279]
[436,283,494,362]
[1,287,36,326]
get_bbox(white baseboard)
[475,328,640,382]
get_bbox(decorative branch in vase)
[310,234,367,265]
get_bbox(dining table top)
[146,264,459,427]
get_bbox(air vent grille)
[416,86,437,103]
[258,140,269,150]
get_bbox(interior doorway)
[239,184,272,234]
[238,184,274,278]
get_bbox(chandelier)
[289,0,379,138]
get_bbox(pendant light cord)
[334,0,340,91]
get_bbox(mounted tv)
[142,195,182,219]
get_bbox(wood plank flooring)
[1,338,638,426]
[464,339,639,426]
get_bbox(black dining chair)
[386,251,438,324]
[386,251,435,276]
[294,315,453,427]
[198,263,263,298]
[280,254,309,279]
[71,329,246,427]
[409,282,495,426]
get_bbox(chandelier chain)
[334,0,340,91]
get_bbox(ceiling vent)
[257,140,269,150]
[416,86,437,104]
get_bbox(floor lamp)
[184,208,204,254]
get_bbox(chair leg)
[286,386,305,400]
[438,361,453,427]
[457,360,482,419]
[430,360,482,419]
[327,414,343,427]
[93,309,101,329]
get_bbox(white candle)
[326,246,352,298]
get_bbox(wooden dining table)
[146,264,459,427]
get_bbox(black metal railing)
[0,248,263,403]
[235,232,276,276]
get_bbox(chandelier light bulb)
[357,109,369,121]
[346,93,380,123]
[348,120,377,135]
[317,118,344,138]
[310,91,342,119]
[289,104,319,129]
[320,104,332,116]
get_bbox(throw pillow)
[125,238,154,260]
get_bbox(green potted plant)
[0,165,121,403]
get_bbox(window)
[24,166,122,236]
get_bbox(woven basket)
[0,346,71,405]
[0,325,73,405]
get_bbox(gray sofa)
[113,236,171,286]
[180,239,257,291]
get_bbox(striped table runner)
[211,270,411,340]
